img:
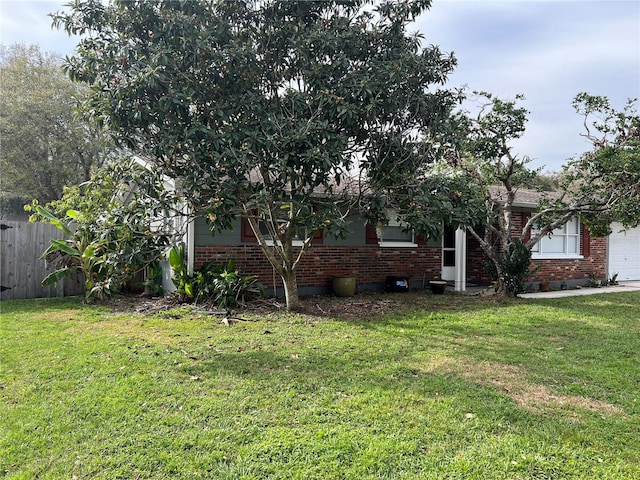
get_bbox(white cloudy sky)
[1,0,638,172]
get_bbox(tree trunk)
[281,269,300,311]
[492,262,508,297]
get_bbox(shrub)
[484,238,532,296]
[168,245,263,308]
[30,158,179,299]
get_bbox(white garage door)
[608,224,640,281]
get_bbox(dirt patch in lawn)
[426,358,626,419]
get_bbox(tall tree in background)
[0,43,112,214]
[53,0,467,310]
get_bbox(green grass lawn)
[1,292,639,479]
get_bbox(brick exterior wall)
[528,236,607,284]
[466,228,490,284]
[194,244,443,293]
[463,220,607,286]
[193,211,608,293]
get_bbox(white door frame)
[441,227,456,282]
[441,227,467,291]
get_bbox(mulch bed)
[103,290,459,320]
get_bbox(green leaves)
[168,244,185,274]
[41,267,72,287]
[33,205,91,292]
[167,249,263,307]
[54,0,459,309]
[32,158,178,299]
[41,239,82,259]
[566,93,640,231]
[35,206,74,238]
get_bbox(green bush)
[30,158,178,299]
[484,238,532,296]
[168,245,263,308]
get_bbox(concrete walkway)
[519,281,640,299]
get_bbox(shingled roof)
[488,186,562,207]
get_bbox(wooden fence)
[0,221,84,300]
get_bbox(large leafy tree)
[53,0,464,310]
[449,92,640,297]
[0,43,112,213]
[564,93,640,235]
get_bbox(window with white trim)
[258,218,305,247]
[377,216,417,248]
[531,217,581,258]
[241,208,322,246]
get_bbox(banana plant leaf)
[35,205,74,237]
[39,239,82,259]
[41,267,74,286]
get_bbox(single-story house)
[176,187,638,295]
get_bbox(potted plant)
[539,279,550,292]
[333,276,356,297]
[428,279,447,295]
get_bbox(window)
[241,213,322,246]
[531,217,581,258]
[258,218,305,247]
[366,214,417,248]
